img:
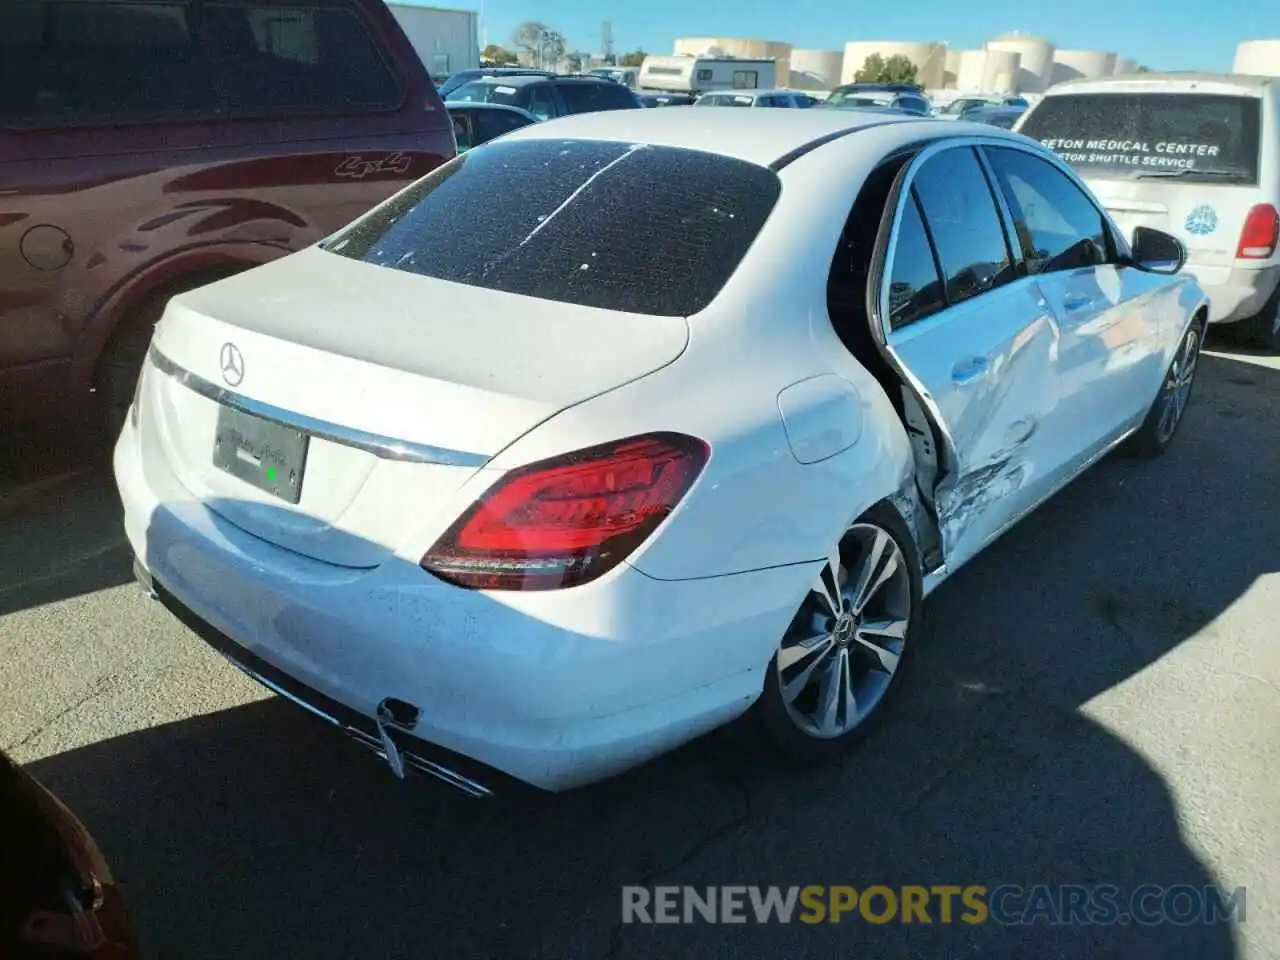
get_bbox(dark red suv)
[0,0,455,437]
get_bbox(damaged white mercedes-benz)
[114,108,1209,795]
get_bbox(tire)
[751,501,923,766]
[96,302,162,447]
[1122,315,1205,460]
[1236,282,1280,353]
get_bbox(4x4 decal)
[334,152,414,179]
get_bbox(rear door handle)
[1063,293,1094,311]
[951,355,990,385]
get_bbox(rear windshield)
[324,139,781,317]
[1019,92,1263,184]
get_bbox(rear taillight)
[421,433,710,591]
[1236,203,1280,260]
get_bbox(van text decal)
[1038,139,1221,171]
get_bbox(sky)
[453,0,1276,73]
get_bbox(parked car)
[1017,72,1280,350]
[825,83,931,116]
[116,109,1206,796]
[436,67,553,100]
[0,0,454,439]
[446,102,539,152]
[694,89,820,108]
[934,96,998,119]
[1,749,139,957]
[964,104,1026,129]
[587,66,640,91]
[447,75,641,120]
[639,92,697,108]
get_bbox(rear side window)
[325,139,782,317]
[910,147,1015,305]
[1019,92,1263,184]
[0,0,402,128]
[887,195,946,330]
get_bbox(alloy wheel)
[776,523,913,740]
[1155,324,1201,444]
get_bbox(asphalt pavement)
[1,341,1277,959]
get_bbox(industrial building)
[1234,40,1280,76]
[659,31,1158,97]
[828,32,1138,96]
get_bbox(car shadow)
[0,433,131,617]
[19,347,1280,958]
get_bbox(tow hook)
[375,698,421,780]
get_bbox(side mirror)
[1129,226,1186,275]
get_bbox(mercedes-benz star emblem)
[219,342,244,387]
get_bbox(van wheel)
[1238,284,1280,353]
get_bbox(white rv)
[638,55,777,95]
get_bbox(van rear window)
[1019,92,1262,184]
[0,0,402,128]
[324,139,781,317]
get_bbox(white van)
[1016,73,1280,350]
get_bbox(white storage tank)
[841,40,948,88]
[985,33,1054,92]
[1234,40,1280,76]
[1051,50,1117,84]
[790,48,845,90]
[675,37,792,84]
[1113,57,1137,75]
[981,49,1021,94]
[944,48,963,88]
[956,49,987,91]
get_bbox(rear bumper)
[115,415,804,793]
[1184,263,1280,324]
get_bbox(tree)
[853,52,920,87]
[510,21,565,67]
[619,49,647,68]
[1135,65,1153,73]
[481,44,517,65]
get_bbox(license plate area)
[212,405,309,504]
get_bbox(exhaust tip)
[376,697,421,730]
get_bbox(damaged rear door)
[870,142,1066,573]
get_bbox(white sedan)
[115,108,1209,795]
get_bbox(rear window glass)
[1019,92,1262,184]
[0,0,402,128]
[324,139,781,317]
[449,81,528,108]
[555,82,637,114]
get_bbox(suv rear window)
[554,81,638,113]
[325,139,781,317]
[1019,92,1263,184]
[0,0,402,128]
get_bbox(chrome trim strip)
[219,652,494,798]
[148,346,490,468]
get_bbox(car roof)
[464,74,620,88]
[1045,71,1276,96]
[495,106,930,167]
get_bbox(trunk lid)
[142,247,689,567]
